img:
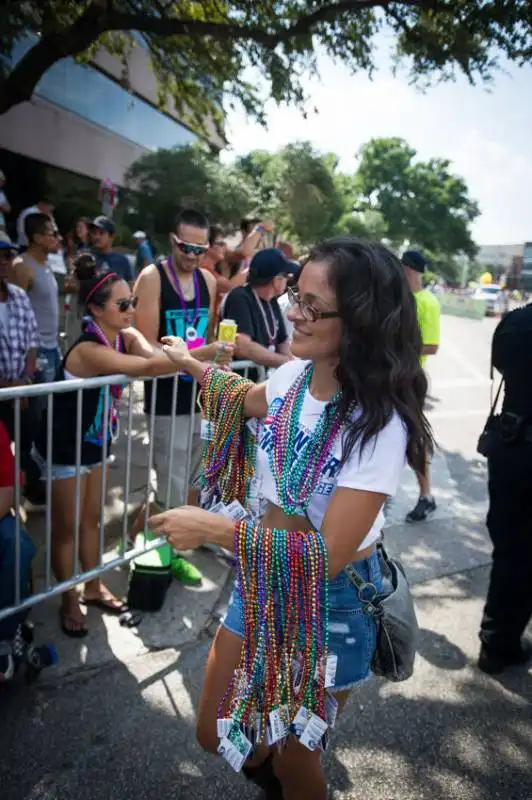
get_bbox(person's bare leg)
[51,474,89,633]
[406,450,436,522]
[417,460,431,497]
[196,626,270,767]
[272,689,351,800]
[80,466,123,609]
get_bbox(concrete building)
[0,35,224,231]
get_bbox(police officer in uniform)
[478,305,532,674]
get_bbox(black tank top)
[35,331,125,466]
[144,262,211,416]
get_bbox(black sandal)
[242,754,283,799]
[59,608,88,638]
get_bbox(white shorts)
[151,414,202,508]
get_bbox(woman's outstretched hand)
[148,505,233,552]
[160,336,194,369]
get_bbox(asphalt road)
[1,312,531,800]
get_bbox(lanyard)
[166,257,200,327]
[252,289,278,347]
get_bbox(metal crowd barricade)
[0,360,265,623]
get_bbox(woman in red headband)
[32,254,221,636]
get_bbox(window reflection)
[10,37,197,152]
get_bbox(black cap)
[90,215,116,235]
[402,250,428,274]
[249,248,300,281]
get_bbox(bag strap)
[487,377,504,422]
[344,559,382,617]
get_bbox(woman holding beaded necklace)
[151,238,432,799]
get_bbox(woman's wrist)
[208,515,236,550]
[183,355,209,381]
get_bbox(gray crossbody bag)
[344,540,419,682]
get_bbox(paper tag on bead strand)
[266,705,289,745]
[292,655,304,696]
[224,499,248,522]
[291,705,310,738]
[319,728,331,753]
[314,653,337,688]
[200,418,214,441]
[299,714,328,752]
[247,476,263,499]
[325,654,338,688]
[217,727,253,772]
[217,718,233,738]
[199,486,217,510]
[325,692,338,728]
[246,418,260,437]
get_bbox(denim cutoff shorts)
[31,447,105,482]
[222,548,382,692]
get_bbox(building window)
[10,37,197,152]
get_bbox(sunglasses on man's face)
[174,238,208,256]
[115,296,139,312]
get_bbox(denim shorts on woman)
[31,447,104,482]
[222,548,383,692]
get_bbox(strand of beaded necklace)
[223,521,328,756]
[199,367,256,505]
[219,522,268,733]
[268,365,344,516]
[85,319,125,441]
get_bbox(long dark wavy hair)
[305,237,433,474]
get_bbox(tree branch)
[0,0,456,116]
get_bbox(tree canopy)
[355,137,480,259]
[1,1,531,133]
[123,137,479,280]
[123,144,254,241]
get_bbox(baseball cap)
[249,248,299,281]
[90,215,116,235]
[133,230,147,239]
[401,250,428,274]
[0,239,18,254]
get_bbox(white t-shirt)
[256,359,407,550]
[277,292,293,339]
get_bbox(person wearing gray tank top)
[12,213,61,383]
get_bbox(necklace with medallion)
[166,256,200,343]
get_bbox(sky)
[222,46,532,246]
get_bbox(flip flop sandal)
[81,597,128,616]
[119,609,143,628]
[60,609,88,638]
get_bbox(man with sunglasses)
[134,209,231,585]
[223,248,298,381]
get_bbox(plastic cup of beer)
[218,319,238,345]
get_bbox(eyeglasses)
[174,238,209,256]
[287,286,340,323]
[115,296,139,312]
[213,240,226,247]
